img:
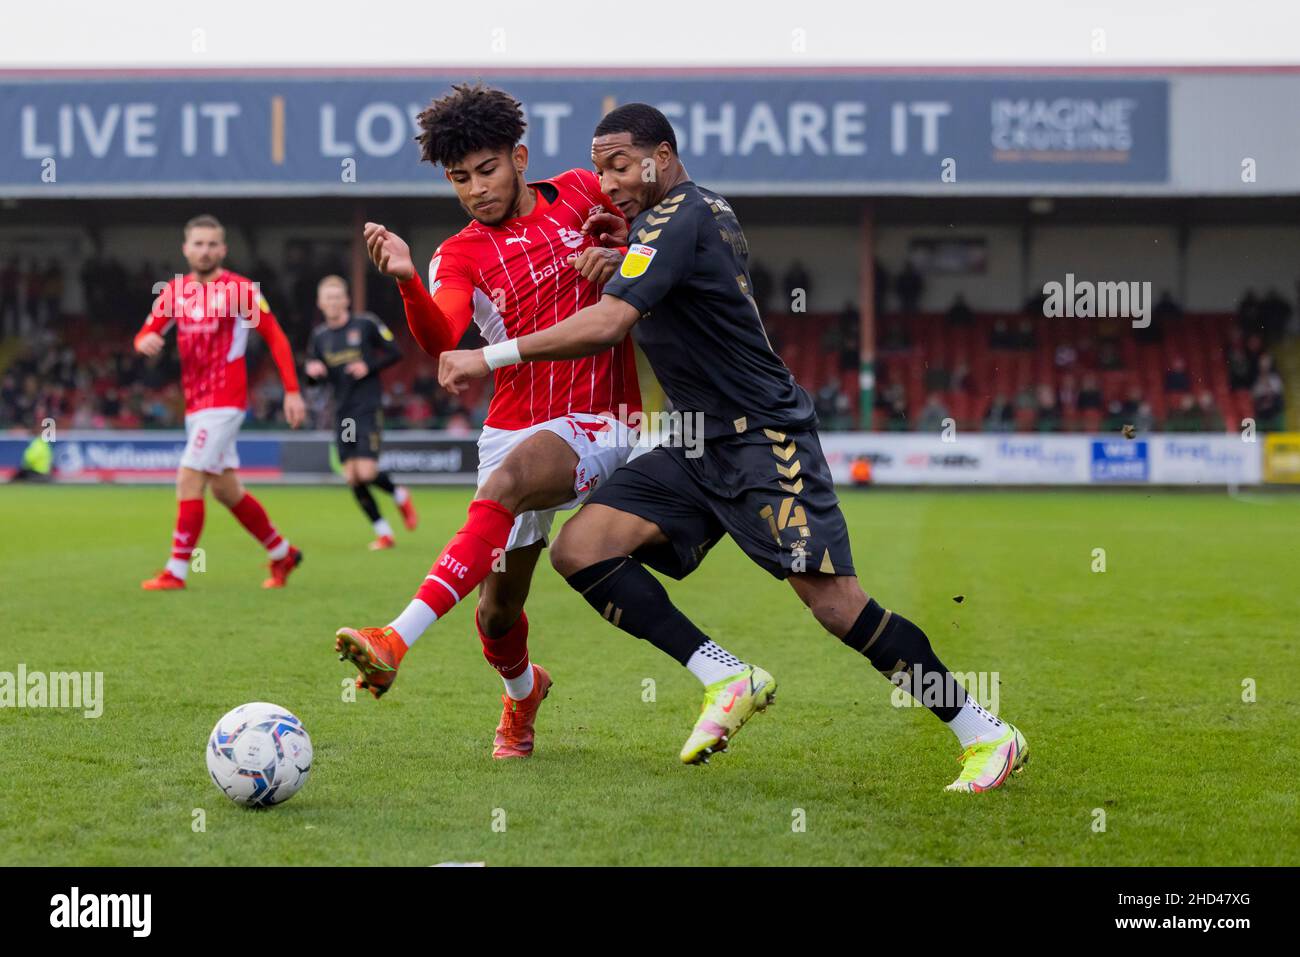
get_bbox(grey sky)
[2,1,1296,67]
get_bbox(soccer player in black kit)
[305,275,418,549]
[438,105,1029,791]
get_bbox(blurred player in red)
[334,83,641,759]
[135,214,306,591]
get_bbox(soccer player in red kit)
[334,83,641,759]
[136,214,307,591]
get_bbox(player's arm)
[439,202,696,395]
[304,328,328,381]
[352,314,403,378]
[133,287,175,357]
[249,294,306,428]
[364,221,474,357]
[438,294,638,396]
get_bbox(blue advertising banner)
[1090,439,1150,482]
[0,73,1168,196]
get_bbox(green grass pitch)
[1,484,1295,866]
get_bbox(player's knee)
[549,525,605,579]
[478,465,525,513]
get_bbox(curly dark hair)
[414,82,526,168]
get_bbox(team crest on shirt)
[347,329,361,346]
[556,226,585,249]
[620,244,657,279]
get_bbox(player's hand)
[438,349,490,396]
[305,359,327,379]
[283,391,306,429]
[345,361,369,379]
[135,332,165,357]
[363,222,415,281]
[572,247,622,284]
[581,211,628,248]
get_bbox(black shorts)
[586,426,855,580]
[336,409,383,462]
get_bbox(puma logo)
[504,229,531,247]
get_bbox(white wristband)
[482,339,522,371]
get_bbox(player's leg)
[475,541,554,758]
[335,428,578,699]
[344,455,395,549]
[550,452,776,764]
[209,467,301,589]
[767,425,1027,790]
[141,465,208,590]
[364,417,417,534]
[787,571,1028,792]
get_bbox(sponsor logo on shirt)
[620,244,657,279]
[504,228,532,247]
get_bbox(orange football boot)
[335,625,408,699]
[368,534,396,551]
[262,546,303,589]
[493,665,552,759]
[141,569,185,590]
[397,493,418,531]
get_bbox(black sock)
[351,483,381,523]
[371,472,397,495]
[842,599,967,722]
[564,557,709,665]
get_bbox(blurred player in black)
[305,275,418,549]
[438,104,1028,790]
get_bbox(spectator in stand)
[1164,356,1191,393]
[1014,318,1037,350]
[837,302,860,371]
[945,293,973,326]
[983,395,1014,432]
[1134,400,1156,434]
[749,258,773,315]
[782,260,811,314]
[877,380,909,430]
[917,392,950,433]
[1145,291,1179,342]
[873,258,890,317]
[1,256,19,336]
[1236,290,1261,336]
[1166,393,1200,431]
[1260,288,1292,342]
[1252,354,1285,428]
[895,259,923,315]
[1097,338,1123,371]
[1034,384,1060,431]
[989,318,1012,349]
[1227,341,1254,390]
[1077,373,1104,412]
[923,362,950,394]
[42,259,64,325]
[1197,390,1224,431]
[950,361,972,395]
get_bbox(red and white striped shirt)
[412,168,641,430]
[135,269,299,414]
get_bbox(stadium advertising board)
[1263,432,1300,484]
[1,432,1262,485]
[0,74,1168,195]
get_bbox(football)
[206,702,313,807]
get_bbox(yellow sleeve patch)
[620,244,657,279]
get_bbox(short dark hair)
[594,103,677,154]
[415,82,526,168]
[184,214,224,239]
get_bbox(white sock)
[165,557,189,580]
[502,665,535,701]
[389,599,437,647]
[372,517,394,538]
[268,539,290,561]
[685,640,746,686]
[394,486,410,506]
[945,695,1006,748]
